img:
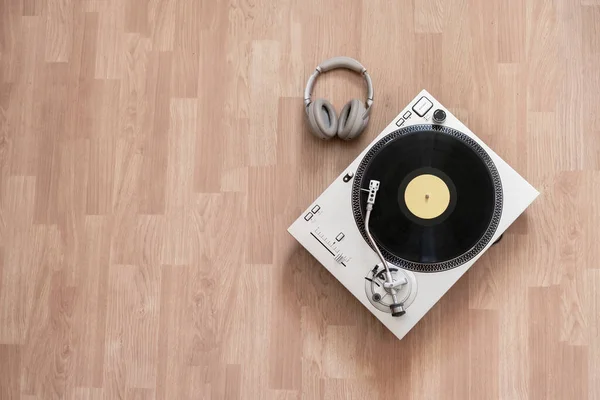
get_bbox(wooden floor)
[0,0,599,399]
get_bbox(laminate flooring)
[0,0,599,398]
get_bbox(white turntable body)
[288,89,539,340]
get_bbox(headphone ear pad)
[307,98,338,140]
[337,99,367,140]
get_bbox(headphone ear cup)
[337,99,367,140]
[306,98,338,140]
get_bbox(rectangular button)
[304,212,313,221]
[311,205,320,213]
[395,118,405,127]
[335,232,345,241]
[412,96,433,117]
[403,111,412,119]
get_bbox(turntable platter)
[351,125,503,272]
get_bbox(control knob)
[432,109,446,124]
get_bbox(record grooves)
[351,124,503,273]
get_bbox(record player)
[288,90,539,340]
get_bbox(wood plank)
[0,344,21,399]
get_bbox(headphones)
[304,57,374,140]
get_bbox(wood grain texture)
[0,0,599,398]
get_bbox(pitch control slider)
[310,227,350,266]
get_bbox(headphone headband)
[304,56,374,118]
[319,56,365,73]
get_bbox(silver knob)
[432,109,446,124]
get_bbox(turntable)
[288,90,539,340]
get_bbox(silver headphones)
[304,57,374,140]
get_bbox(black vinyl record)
[351,125,503,273]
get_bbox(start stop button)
[412,96,433,117]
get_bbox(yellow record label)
[404,174,450,219]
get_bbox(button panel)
[412,96,433,117]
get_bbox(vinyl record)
[351,125,503,273]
